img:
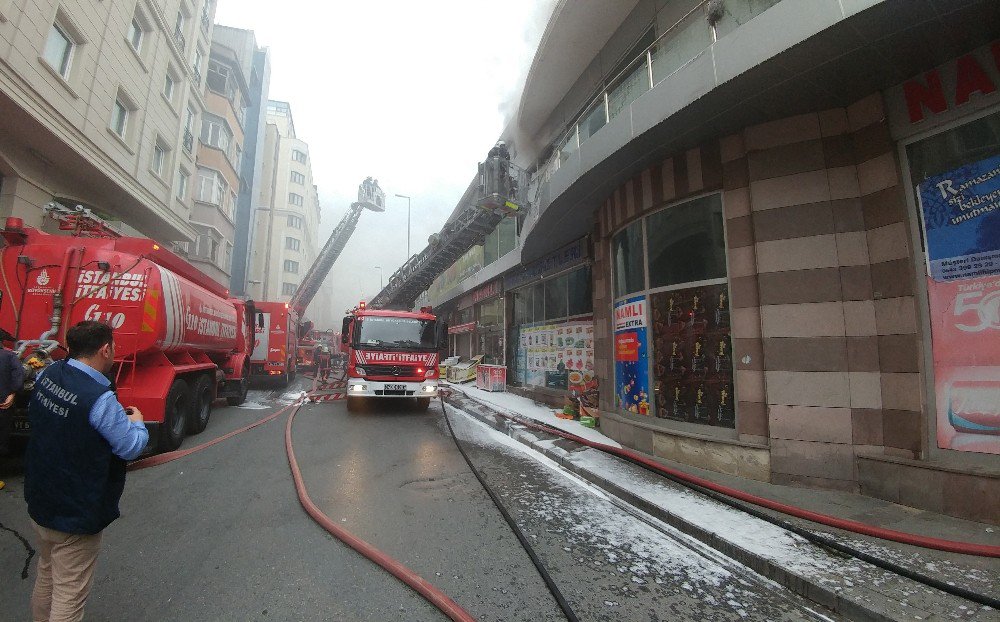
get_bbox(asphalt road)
[0,377,836,621]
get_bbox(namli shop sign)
[890,41,1000,136]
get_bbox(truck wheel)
[416,397,431,411]
[346,396,362,412]
[159,379,191,452]
[188,375,214,435]
[227,371,249,406]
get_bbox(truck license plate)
[385,384,405,391]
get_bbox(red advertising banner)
[928,274,1000,453]
[615,332,640,362]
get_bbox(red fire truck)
[1,216,254,452]
[341,303,447,411]
[253,178,384,387]
[251,301,300,386]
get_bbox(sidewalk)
[442,383,999,622]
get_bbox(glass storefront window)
[513,287,532,325]
[611,193,734,428]
[478,298,503,328]
[646,194,727,289]
[544,273,569,320]
[907,110,1000,197]
[613,220,645,298]
[650,284,734,428]
[567,265,593,316]
[532,282,545,320]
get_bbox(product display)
[650,284,734,428]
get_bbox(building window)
[224,242,233,271]
[183,105,197,153]
[645,194,726,289]
[287,214,302,229]
[176,169,189,201]
[200,115,232,153]
[282,282,297,296]
[612,220,645,298]
[192,48,203,83]
[288,193,304,207]
[285,237,300,251]
[111,97,130,138]
[195,166,228,205]
[283,259,299,273]
[127,17,143,53]
[292,149,307,164]
[611,193,733,427]
[163,72,176,102]
[151,141,167,176]
[290,171,305,184]
[198,234,219,262]
[234,143,242,169]
[43,23,74,78]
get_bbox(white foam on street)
[237,401,269,410]
[444,381,620,448]
[446,408,830,621]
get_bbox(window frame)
[285,236,301,251]
[111,98,129,138]
[127,16,143,53]
[43,22,74,78]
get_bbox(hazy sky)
[213,1,557,327]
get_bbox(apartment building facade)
[249,100,321,304]
[0,0,216,240]
[188,24,252,285]
[422,0,1000,523]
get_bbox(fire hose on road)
[128,375,479,622]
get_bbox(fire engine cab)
[341,303,447,411]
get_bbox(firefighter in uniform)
[24,320,148,622]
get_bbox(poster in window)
[649,284,734,428]
[614,297,650,416]
[918,155,1000,454]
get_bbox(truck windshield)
[355,316,436,351]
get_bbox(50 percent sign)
[954,290,1000,332]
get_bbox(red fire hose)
[284,404,477,622]
[129,378,478,621]
[442,391,1000,559]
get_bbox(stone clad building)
[426,0,1000,523]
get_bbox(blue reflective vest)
[24,361,126,534]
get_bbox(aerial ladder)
[369,142,527,310]
[289,178,385,316]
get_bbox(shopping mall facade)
[425,0,999,522]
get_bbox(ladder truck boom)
[288,178,385,315]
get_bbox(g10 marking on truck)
[74,270,149,301]
[83,304,126,329]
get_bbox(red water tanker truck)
[2,218,254,452]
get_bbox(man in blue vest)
[24,320,148,622]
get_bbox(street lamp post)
[374,266,383,290]
[395,193,411,260]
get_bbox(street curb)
[442,394,974,622]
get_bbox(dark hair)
[66,321,114,358]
